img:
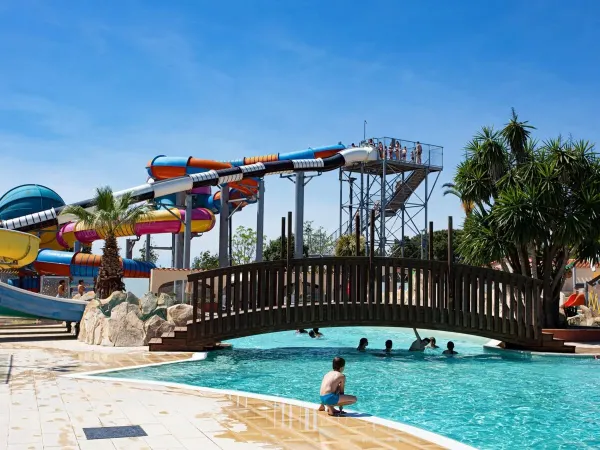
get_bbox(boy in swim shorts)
[318,357,357,416]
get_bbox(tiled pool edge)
[66,353,476,450]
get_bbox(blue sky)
[0,0,599,292]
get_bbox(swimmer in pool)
[357,338,368,351]
[384,339,393,353]
[318,357,357,416]
[408,328,430,352]
[428,337,439,349]
[443,341,458,355]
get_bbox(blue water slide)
[0,280,86,322]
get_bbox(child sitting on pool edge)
[318,357,357,416]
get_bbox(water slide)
[0,145,376,321]
[0,229,84,320]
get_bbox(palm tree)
[334,234,366,257]
[61,187,149,299]
[441,183,474,216]
[452,110,600,327]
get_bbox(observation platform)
[345,137,444,176]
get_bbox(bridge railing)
[189,255,543,344]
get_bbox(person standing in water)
[409,328,431,352]
[384,340,393,353]
[443,341,458,355]
[357,338,368,351]
[77,280,85,296]
[318,357,357,416]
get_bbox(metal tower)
[338,137,443,257]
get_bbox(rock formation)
[77,291,191,347]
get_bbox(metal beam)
[294,172,305,258]
[256,178,265,262]
[183,193,193,269]
[219,185,230,267]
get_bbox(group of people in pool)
[317,328,458,416]
[296,328,323,338]
[356,328,458,355]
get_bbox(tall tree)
[232,226,261,265]
[304,221,335,256]
[334,234,366,256]
[390,230,463,261]
[450,110,600,327]
[61,187,148,298]
[263,234,308,261]
[192,250,219,270]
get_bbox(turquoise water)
[99,327,600,449]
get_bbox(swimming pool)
[98,327,600,449]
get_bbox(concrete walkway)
[0,326,466,450]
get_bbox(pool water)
[99,327,600,449]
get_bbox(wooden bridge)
[149,215,574,353]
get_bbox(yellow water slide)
[0,229,41,270]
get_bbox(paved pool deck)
[0,325,470,450]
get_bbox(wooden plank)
[438,267,446,325]
[452,265,460,327]
[509,278,517,337]
[525,278,533,339]
[303,261,310,324]
[478,270,485,330]
[516,277,524,339]
[217,274,224,334]
[326,264,333,323]
[319,263,325,323]
[400,262,407,322]
[407,265,414,322]
[199,274,206,339]
[310,262,317,323]
[392,261,399,321]
[294,263,301,324]
[192,279,198,326]
[486,271,493,332]
[501,274,508,334]
[225,271,232,332]
[462,267,470,329]
[258,266,266,328]
[286,263,292,324]
[269,265,277,326]
[533,280,542,340]
[278,264,285,328]
[341,262,348,322]
[470,270,478,329]
[233,268,241,331]
[377,260,383,319]
[241,268,249,330]
[423,263,430,324]
[493,275,500,333]
[383,261,391,322]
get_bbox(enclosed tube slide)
[34,249,155,278]
[146,144,347,212]
[55,207,214,249]
[1,146,375,233]
[0,229,40,269]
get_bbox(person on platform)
[416,141,423,164]
[318,357,357,416]
[56,280,66,298]
[77,280,85,296]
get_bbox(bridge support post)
[281,216,286,260]
[219,185,230,268]
[355,214,361,255]
[428,221,434,260]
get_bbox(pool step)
[148,328,232,352]
[506,332,576,353]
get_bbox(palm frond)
[60,205,97,227]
